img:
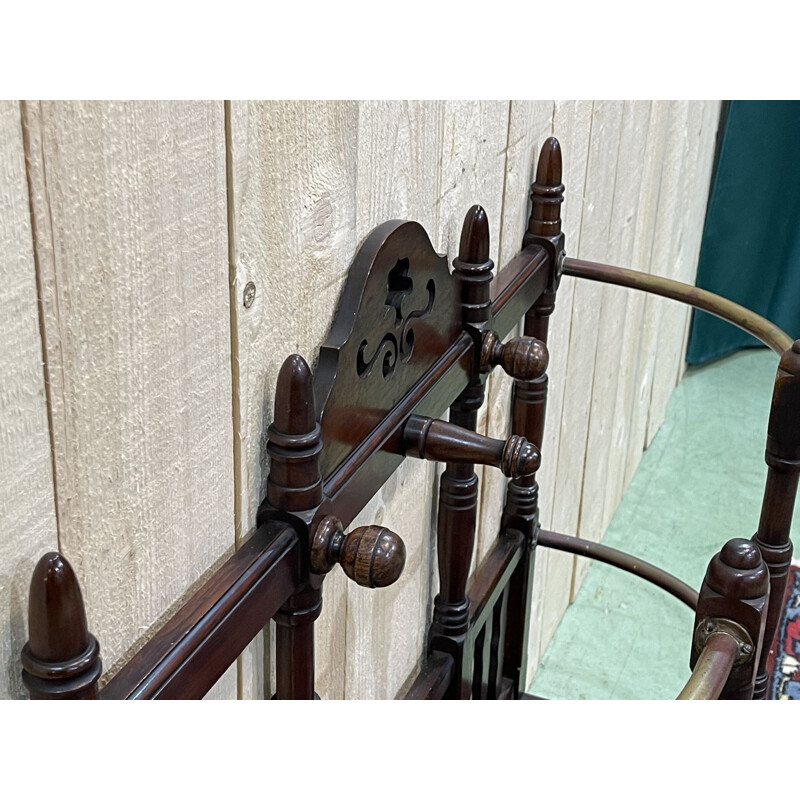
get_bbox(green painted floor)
[528,348,799,699]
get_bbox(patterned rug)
[767,563,800,700]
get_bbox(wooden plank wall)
[0,100,719,699]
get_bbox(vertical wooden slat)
[571,100,631,596]
[646,101,706,444]
[542,101,619,642]
[488,586,508,699]
[22,101,236,698]
[471,623,486,699]
[0,101,59,699]
[621,101,672,488]
[597,101,652,531]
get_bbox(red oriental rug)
[766,563,800,700]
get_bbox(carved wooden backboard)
[314,220,462,479]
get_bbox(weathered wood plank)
[540,101,613,645]
[22,101,237,698]
[0,101,60,700]
[675,101,721,384]
[645,101,696,446]
[344,101,510,699]
[227,100,360,699]
[525,100,594,681]
[570,101,627,597]
[600,101,652,532]
[622,101,672,489]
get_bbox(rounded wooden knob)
[480,331,549,380]
[311,517,406,588]
[501,435,540,478]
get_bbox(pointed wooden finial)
[21,552,101,699]
[267,354,323,511]
[452,205,494,325]
[458,204,490,264]
[273,354,317,437]
[527,137,564,239]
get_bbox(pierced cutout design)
[355,258,435,380]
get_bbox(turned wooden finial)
[310,517,406,588]
[452,205,494,325]
[526,137,564,240]
[267,354,323,512]
[480,331,549,380]
[459,204,490,264]
[691,538,769,699]
[21,552,102,699]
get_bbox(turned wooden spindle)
[268,354,324,700]
[752,340,800,699]
[688,538,770,699]
[21,552,102,700]
[524,136,565,274]
[452,204,494,327]
[502,137,566,696]
[310,516,406,588]
[403,415,540,479]
[428,206,494,697]
[480,330,549,381]
[267,354,323,513]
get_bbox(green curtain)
[686,101,800,364]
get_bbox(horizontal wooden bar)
[403,652,455,700]
[563,257,793,355]
[102,520,299,699]
[490,245,549,339]
[676,632,739,700]
[537,529,699,610]
[467,530,524,634]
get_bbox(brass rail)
[562,257,793,355]
[676,633,739,700]
[537,529,699,610]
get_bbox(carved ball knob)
[311,517,406,588]
[480,331,549,381]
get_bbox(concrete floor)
[528,348,799,699]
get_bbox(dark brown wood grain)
[266,353,324,699]
[480,331,549,381]
[22,552,101,700]
[689,538,769,700]
[313,220,462,480]
[403,651,455,700]
[102,521,299,699]
[499,137,566,697]
[752,340,800,698]
[427,206,496,698]
[402,415,540,478]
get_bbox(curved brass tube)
[562,257,793,355]
[676,632,739,700]
[537,529,698,610]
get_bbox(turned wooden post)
[21,552,102,699]
[752,340,800,699]
[429,205,494,698]
[688,538,769,699]
[502,137,564,696]
[268,354,323,700]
